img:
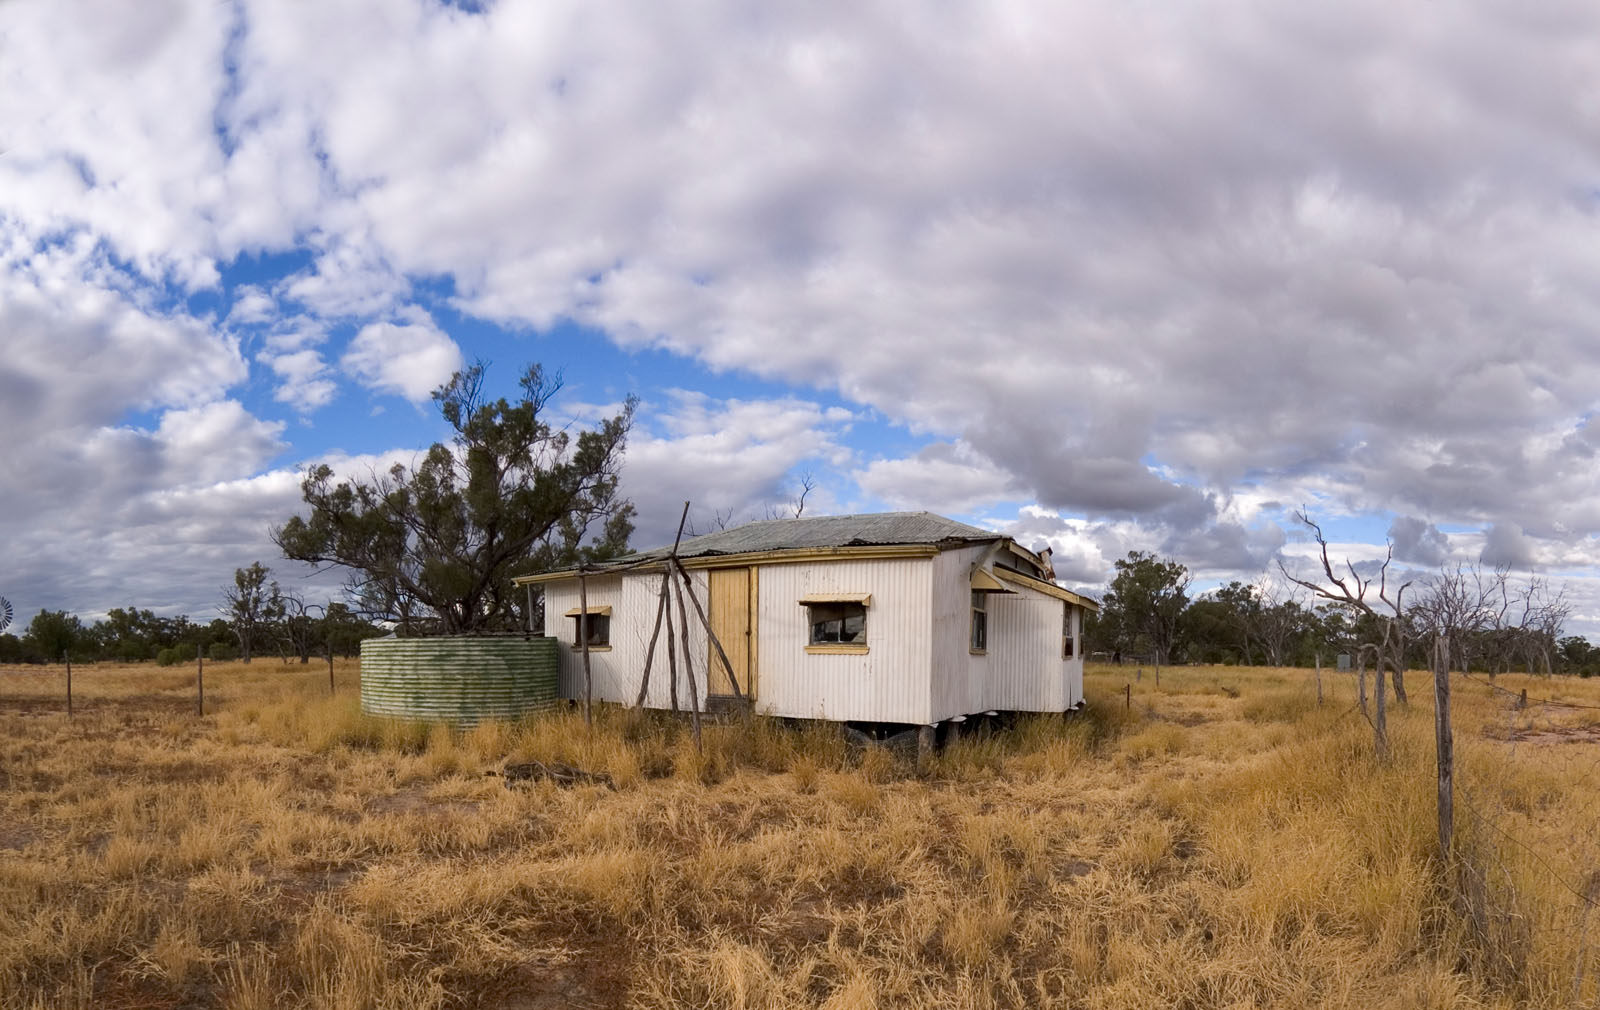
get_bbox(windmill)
[0,596,11,634]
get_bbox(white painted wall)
[930,545,1084,720]
[539,548,1085,722]
[541,570,711,711]
[753,556,934,723]
[931,544,985,719]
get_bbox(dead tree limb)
[1279,510,1413,753]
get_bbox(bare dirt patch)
[1489,724,1600,745]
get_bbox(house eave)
[992,567,1101,611]
[512,542,950,586]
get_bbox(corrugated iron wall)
[755,556,934,723]
[541,571,712,711]
[360,636,559,726]
[932,545,1082,720]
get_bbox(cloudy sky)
[3,0,1600,635]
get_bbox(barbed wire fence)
[1445,668,1600,1004]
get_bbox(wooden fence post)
[1434,634,1454,860]
[1315,653,1323,706]
[64,652,72,718]
[196,650,204,717]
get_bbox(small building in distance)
[513,511,1097,729]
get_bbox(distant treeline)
[0,603,386,667]
[1083,551,1598,677]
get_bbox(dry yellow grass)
[1,658,1598,1008]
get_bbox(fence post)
[1433,634,1454,860]
[196,650,204,717]
[64,652,72,718]
[1315,652,1323,707]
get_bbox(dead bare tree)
[1512,577,1568,676]
[1279,511,1413,758]
[793,469,816,518]
[1252,583,1307,668]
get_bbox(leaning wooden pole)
[579,568,593,728]
[659,499,691,720]
[673,573,704,748]
[665,590,680,713]
[673,557,745,702]
[634,573,671,709]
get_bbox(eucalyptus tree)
[274,362,636,635]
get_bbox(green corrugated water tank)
[360,635,559,726]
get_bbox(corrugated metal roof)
[615,511,1002,566]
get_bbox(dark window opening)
[570,613,610,647]
[971,590,988,652]
[809,602,866,644]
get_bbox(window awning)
[970,569,1015,594]
[798,593,872,606]
[563,605,613,617]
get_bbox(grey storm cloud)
[5,1,1600,621]
[1388,516,1450,568]
[1480,522,1539,570]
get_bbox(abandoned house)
[512,511,1097,728]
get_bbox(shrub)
[155,643,198,667]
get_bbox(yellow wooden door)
[707,567,755,698]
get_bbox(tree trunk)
[1391,658,1408,705]
[1375,659,1389,760]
